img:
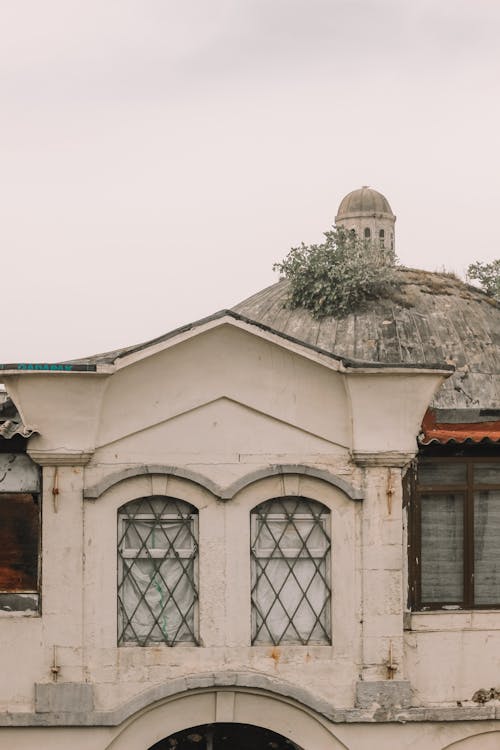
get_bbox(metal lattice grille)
[251,497,331,645]
[117,496,198,646]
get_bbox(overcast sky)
[2,0,499,361]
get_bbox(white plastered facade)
[1,316,499,749]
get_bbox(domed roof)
[233,268,500,411]
[336,186,394,220]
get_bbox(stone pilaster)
[38,463,87,685]
[354,454,410,688]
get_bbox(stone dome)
[336,186,395,220]
[233,268,500,411]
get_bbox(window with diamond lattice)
[251,497,331,645]
[117,497,198,646]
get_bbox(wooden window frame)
[408,456,500,611]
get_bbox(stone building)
[0,188,499,749]
[335,185,396,252]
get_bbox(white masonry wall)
[1,320,498,748]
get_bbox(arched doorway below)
[149,723,303,750]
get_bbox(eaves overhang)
[0,363,111,375]
[0,310,455,396]
[0,309,453,377]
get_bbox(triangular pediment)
[95,397,346,463]
[96,323,350,449]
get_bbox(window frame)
[117,496,199,647]
[0,491,41,612]
[118,512,198,561]
[0,452,41,614]
[408,456,500,611]
[250,496,332,646]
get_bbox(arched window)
[117,496,198,646]
[150,724,304,750]
[250,497,331,645]
[379,229,385,248]
[364,227,371,239]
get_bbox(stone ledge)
[352,451,416,467]
[28,450,94,466]
[343,705,498,723]
[0,674,496,727]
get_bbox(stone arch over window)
[223,472,358,655]
[250,496,331,645]
[443,731,500,749]
[84,463,363,503]
[117,496,199,646]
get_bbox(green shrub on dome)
[467,259,500,301]
[273,226,398,319]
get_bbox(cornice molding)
[27,450,94,467]
[352,450,416,468]
[0,672,497,726]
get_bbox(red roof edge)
[420,409,500,445]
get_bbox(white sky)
[2,0,500,361]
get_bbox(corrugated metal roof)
[0,397,33,440]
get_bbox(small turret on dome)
[335,186,396,251]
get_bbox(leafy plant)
[467,260,500,301]
[273,226,398,318]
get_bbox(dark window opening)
[364,227,371,239]
[407,455,500,610]
[0,435,28,453]
[0,493,39,592]
[379,228,385,248]
[0,453,41,613]
[149,723,303,750]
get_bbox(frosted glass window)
[474,490,500,605]
[118,497,198,646]
[411,458,500,610]
[421,494,464,603]
[418,463,466,485]
[251,498,331,645]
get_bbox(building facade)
[0,189,499,749]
